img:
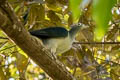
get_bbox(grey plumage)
[30,24,84,54]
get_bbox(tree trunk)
[0,2,75,80]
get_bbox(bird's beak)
[80,24,89,30]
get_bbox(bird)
[29,24,86,55]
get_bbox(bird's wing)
[29,27,68,39]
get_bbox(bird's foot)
[51,53,57,60]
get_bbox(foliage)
[0,0,120,80]
[92,0,117,40]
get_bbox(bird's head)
[69,23,88,39]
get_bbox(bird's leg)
[51,48,57,60]
[51,52,57,60]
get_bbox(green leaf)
[14,5,20,13]
[69,0,82,22]
[92,0,117,40]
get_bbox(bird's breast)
[42,35,73,54]
[56,36,72,54]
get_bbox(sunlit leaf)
[14,5,20,13]
[92,0,117,40]
[69,0,82,22]
[46,0,62,12]
[117,36,120,41]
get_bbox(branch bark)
[74,42,120,44]
[0,2,75,80]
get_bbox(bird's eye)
[78,23,82,26]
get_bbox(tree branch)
[0,2,75,80]
[74,42,120,44]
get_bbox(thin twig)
[74,42,120,44]
[72,67,77,76]
[0,45,16,52]
[0,41,8,49]
[0,36,8,39]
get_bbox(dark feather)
[30,27,68,39]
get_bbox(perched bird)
[30,24,85,55]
